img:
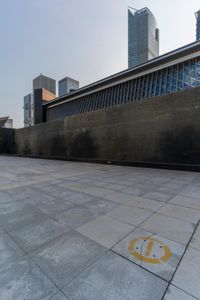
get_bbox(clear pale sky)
[0,0,199,128]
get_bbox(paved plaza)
[0,156,200,299]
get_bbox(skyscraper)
[24,93,34,127]
[195,10,200,41]
[128,7,159,68]
[59,77,79,97]
[33,74,56,95]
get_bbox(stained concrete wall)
[0,129,15,154]
[2,87,200,165]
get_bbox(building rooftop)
[0,116,9,128]
[45,40,200,108]
[0,156,200,299]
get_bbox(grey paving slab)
[170,195,200,210]
[0,191,14,204]
[63,251,168,300]
[107,205,153,226]
[113,228,185,281]
[0,231,25,268]
[143,191,173,202]
[30,230,106,288]
[141,213,195,245]
[0,257,57,300]
[163,285,197,300]
[54,205,99,229]
[10,218,70,253]
[83,198,120,215]
[65,191,98,205]
[6,185,42,200]
[77,215,134,248]
[158,203,200,224]
[50,291,69,300]
[190,224,200,250]
[0,201,49,232]
[123,196,164,212]
[27,195,74,216]
[172,247,200,299]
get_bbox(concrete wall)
[2,87,200,165]
[0,129,15,154]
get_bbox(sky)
[0,0,199,128]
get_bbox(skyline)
[0,0,199,128]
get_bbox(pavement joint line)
[57,248,110,292]
[161,219,200,300]
[168,284,200,300]
[108,198,167,252]
[2,224,61,292]
[3,222,109,294]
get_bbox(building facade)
[128,7,159,68]
[33,74,56,95]
[24,74,56,127]
[0,117,13,128]
[196,10,200,41]
[24,93,34,127]
[59,77,79,97]
[42,41,200,123]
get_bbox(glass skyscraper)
[128,7,159,68]
[196,10,200,40]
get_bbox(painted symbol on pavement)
[128,237,172,264]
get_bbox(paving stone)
[65,192,98,205]
[83,198,119,215]
[170,195,200,210]
[50,291,69,300]
[63,251,168,300]
[0,191,14,204]
[54,205,98,229]
[6,186,42,200]
[190,224,200,250]
[123,196,164,211]
[0,202,49,232]
[27,195,74,216]
[141,213,195,245]
[77,215,134,248]
[30,230,106,288]
[158,203,200,224]
[113,228,185,281]
[172,247,200,299]
[164,285,197,300]
[107,205,153,226]
[0,232,25,268]
[143,191,173,202]
[0,257,57,300]
[10,219,70,253]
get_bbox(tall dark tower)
[196,10,200,41]
[128,7,159,68]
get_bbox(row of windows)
[46,57,200,121]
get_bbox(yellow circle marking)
[128,237,172,264]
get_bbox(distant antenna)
[128,6,138,12]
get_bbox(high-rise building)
[24,93,34,127]
[195,10,200,40]
[24,74,56,127]
[59,77,79,97]
[33,74,56,95]
[128,7,159,68]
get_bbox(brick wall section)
[2,87,200,165]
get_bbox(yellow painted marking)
[128,236,172,264]
[145,239,154,257]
